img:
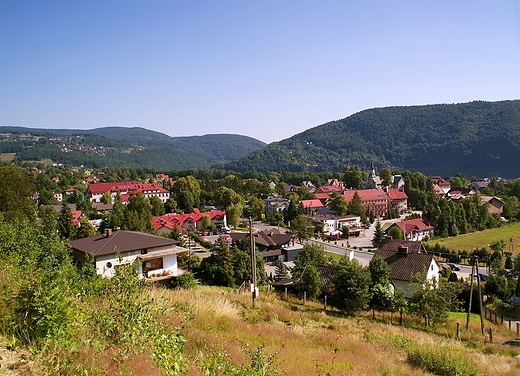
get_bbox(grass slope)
[427,222,520,253]
[145,286,518,375]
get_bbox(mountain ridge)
[3,99,520,177]
[219,99,520,177]
[0,126,266,170]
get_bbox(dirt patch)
[0,338,31,376]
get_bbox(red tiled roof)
[71,210,82,226]
[152,211,226,231]
[393,218,434,235]
[316,186,343,193]
[313,193,330,200]
[433,184,445,195]
[387,189,408,200]
[89,181,168,195]
[342,189,387,202]
[300,199,324,209]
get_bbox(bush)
[407,344,482,376]
[173,272,196,289]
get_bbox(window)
[141,249,148,255]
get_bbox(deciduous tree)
[379,167,393,187]
[289,214,314,243]
[0,165,36,222]
[149,195,165,216]
[330,195,348,216]
[408,272,462,326]
[331,257,372,315]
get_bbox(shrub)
[407,344,482,376]
[173,272,196,289]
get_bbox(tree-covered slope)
[220,100,520,176]
[0,126,266,170]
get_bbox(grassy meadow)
[34,284,519,376]
[427,222,520,254]
[0,153,15,162]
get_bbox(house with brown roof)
[375,239,440,298]
[313,192,330,206]
[481,195,504,216]
[229,228,298,262]
[70,229,188,280]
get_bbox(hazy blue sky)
[1,1,520,143]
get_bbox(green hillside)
[0,126,266,170]
[221,100,520,177]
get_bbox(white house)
[374,239,440,298]
[70,229,188,280]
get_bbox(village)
[50,165,506,302]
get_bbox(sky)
[1,1,520,144]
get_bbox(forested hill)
[219,100,520,177]
[0,126,266,170]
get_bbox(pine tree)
[274,259,289,281]
[372,220,385,247]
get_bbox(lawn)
[0,153,15,162]
[427,222,520,254]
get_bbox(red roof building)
[88,181,170,204]
[152,210,227,235]
[299,199,324,210]
[387,218,434,241]
[342,189,389,218]
[387,189,408,213]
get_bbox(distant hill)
[219,100,520,177]
[0,126,266,170]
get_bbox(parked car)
[472,272,488,281]
[446,262,461,271]
[501,339,520,346]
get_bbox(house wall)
[95,250,142,278]
[487,200,503,215]
[426,259,440,283]
[157,227,172,236]
[409,229,434,241]
[93,244,176,278]
[146,254,179,277]
[391,199,408,213]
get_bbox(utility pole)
[250,217,257,308]
[465,256,485,334]
[465,260,474,331]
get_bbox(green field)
[427,222,520,254]
[0,153,15,162]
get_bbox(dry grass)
[154,286,520,375]
[0,153,15,162]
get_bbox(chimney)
[397,246,408,255]
[105,228,112,237]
